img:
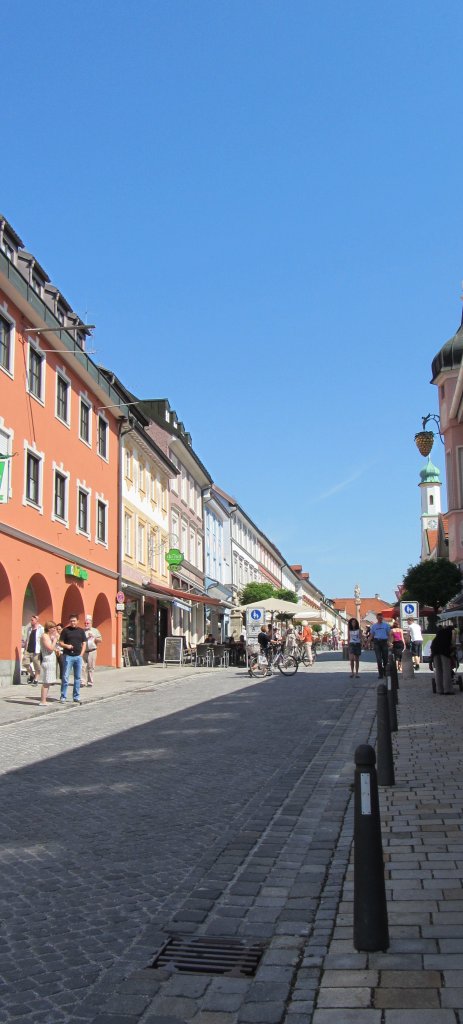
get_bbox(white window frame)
[52,462,70,526]
[189,526,196,567]
[125,447,133,481]
[197,534,203,571]
[170,454,178,493]
[139,461,146,494]
[76,481,91,537]
[23,441,45,512]
[181,466,187,503]
[95,493,109,547]
[171,510,179,548]
[79,393,92,447]
[97,413,109,462]
[55,366,71,428]
[0,421,14,500]
[26,339,46,405]
[137,519,146,564]
[181,519,188,560]
[124,511,133,557]
[0,305,15,379]
[148,528,157,570]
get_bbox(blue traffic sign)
[250,609,262,620]
[404,603,415,614]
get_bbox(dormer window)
[56,305,65,325]
[1,238,14,261]
[31,274,43,296]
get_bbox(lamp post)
[414,414,444,456]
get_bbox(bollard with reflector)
[377,682,395,786]
[390,654,399,698]
[353,744,390,951]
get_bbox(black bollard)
[377,683,395,786]
[389,654,399,701]
[386,672,398,732]
[353,744,390,951]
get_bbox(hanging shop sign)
[65,564,89,580]
[165,548,184,567]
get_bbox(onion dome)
[419,458,441,484]
[431,321,463,382]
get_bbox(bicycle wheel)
[301,650,313,667]
[277,654,298,676]
[249,656,268,678]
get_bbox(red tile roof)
[332,597,393,619]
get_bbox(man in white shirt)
[407,617,423,671]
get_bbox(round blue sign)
[404,603,415,614]
[250,609,262,620]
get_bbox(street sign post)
[246,607,265,640]
[400,600,419,625]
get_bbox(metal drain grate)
[151,935,265,977]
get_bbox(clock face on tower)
[426,518,438,529]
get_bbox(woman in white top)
[39,621,59,706]
[348,617,362,678]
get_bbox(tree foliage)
[275,588,298,603]
[402,558,462,613]
[239,582,276,605]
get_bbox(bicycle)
[248,643,298,677]
[293,642,315,667]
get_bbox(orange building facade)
[0,216,126,684]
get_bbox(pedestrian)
[83,615,102,687]
[299,622,314,665]
[39,621,60,706]
[390,618,405,672]
[59,613,87,705]
[370,612,391,679]
[407,617,423,671]
[284,624,298,655]
[430,625,455,695]
[23,613,44,685]
[347,617,362,678]
[55,623,64,679]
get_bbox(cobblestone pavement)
[0,654,377,1023]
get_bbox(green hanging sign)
[0,458,9,504]
[165,548,184,567]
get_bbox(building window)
[124,512,132,556]
[189,527,196,567]
[181,520,188,560]
[26,451,41,506]
[28,346,44,401]
[197,535,203,570]
[98,416,108,459]
[137,521,145,563]
[159,536,167,577]
[97,499,107,544]
[79,399,91,444]
[458,448,463,509]
[150,473,157,503]
[125,448,133,480]
[181,467,187,502]
[0,314,13,374]
[162,482,167,512]
[148,529,156,570]
[139,463,145,493]
[56,374,70,424]
[171,511,179,548]
[78,488,89,534]
[54,471,67,521]
[31,274,43,296]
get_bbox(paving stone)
[317,987,371,1007]
[379,970,440,988]
[321,970,378,987]
[374,987,440,1008]
[312,1011,381,1023]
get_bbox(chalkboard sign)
[163,636,183,665]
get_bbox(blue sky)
[3,0,462,601]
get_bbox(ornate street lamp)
[414,413,444,456]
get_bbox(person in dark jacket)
[430,626,455,695]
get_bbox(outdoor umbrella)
[292,603,323,623]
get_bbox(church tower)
[419,457,442,560]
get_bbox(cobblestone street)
[0,656,376,1023]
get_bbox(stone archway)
[23,573,53,625]
[61,584,85,627]
[0,563,12,661]
[92,592,112,667]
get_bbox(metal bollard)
[389,654,399,699]
[353,744,390,951]
[386,670,398,732]
[377,683,395,786]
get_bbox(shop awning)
[145,582,223,606]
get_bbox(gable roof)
[332,597,393,619]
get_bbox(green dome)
[420,458,441,484]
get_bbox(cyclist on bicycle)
[258,625,272,669]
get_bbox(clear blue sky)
[4,0,462,601]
